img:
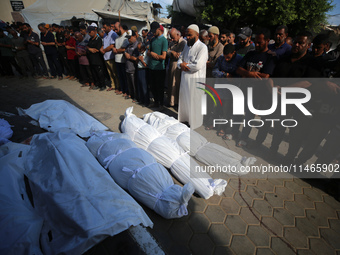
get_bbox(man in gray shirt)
[124,33,139,102]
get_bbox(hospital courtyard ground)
[1,75,340,255]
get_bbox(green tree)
[199,0,334,33]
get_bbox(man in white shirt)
[100,22,119,92]
[177,24,208,129]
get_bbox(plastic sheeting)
[86,131,194,219]
[24,131,153,255]
[21,0,152,34]
[0,118,13,146]
[0,142,43,255]
[172,0,205,17]
[121,107,227,199]
[144,111,257,175]
[23,100,108,137]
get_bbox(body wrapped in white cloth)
[86,131,194,219]
[121,107,227,199]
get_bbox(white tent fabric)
[21,0,106,32]
[23,100,108,138]
[121,107,227,199]
[0,142,44,255]
[21,0,152,33]
[144,111,256,175]
[86,131,195,219]
[25,131,153,255]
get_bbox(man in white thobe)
[177,24,208,129]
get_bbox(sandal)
[125,95,131,99]
[205,125,214,130]
[217,130,225,137]
[107,87,114,91]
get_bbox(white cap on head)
[90,22,98,28]
[187,24,199,34]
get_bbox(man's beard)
[209,38,217,46]
[187,36,196,47]
[240,38,249,47]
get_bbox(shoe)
[236,140,247,148]
[42,75,50,79]
[99,87,106,91]
[222,134,233,141]
[90,85,99,90]
[217,130,225,137]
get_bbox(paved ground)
[1,76,340,255]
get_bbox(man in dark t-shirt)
[268,25,292,60]
[53,24,70,77]
[38,23,62,79]
[22,23,49,78]
[87,26,106,91]
[235,27,255,57]
[234,28,276,147]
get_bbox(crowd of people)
[0,20,340,170]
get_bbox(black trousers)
[316,127,340,165]
[58,50,70,75]
[91,64,106,88]
[16,54,35,76]
[149,69,166,106]
[116,62,128,94]
[67,59,77,77]
[29,51,48,76]
[46,53,62,77]
[126,72,138,100]
[79,65,93,84]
